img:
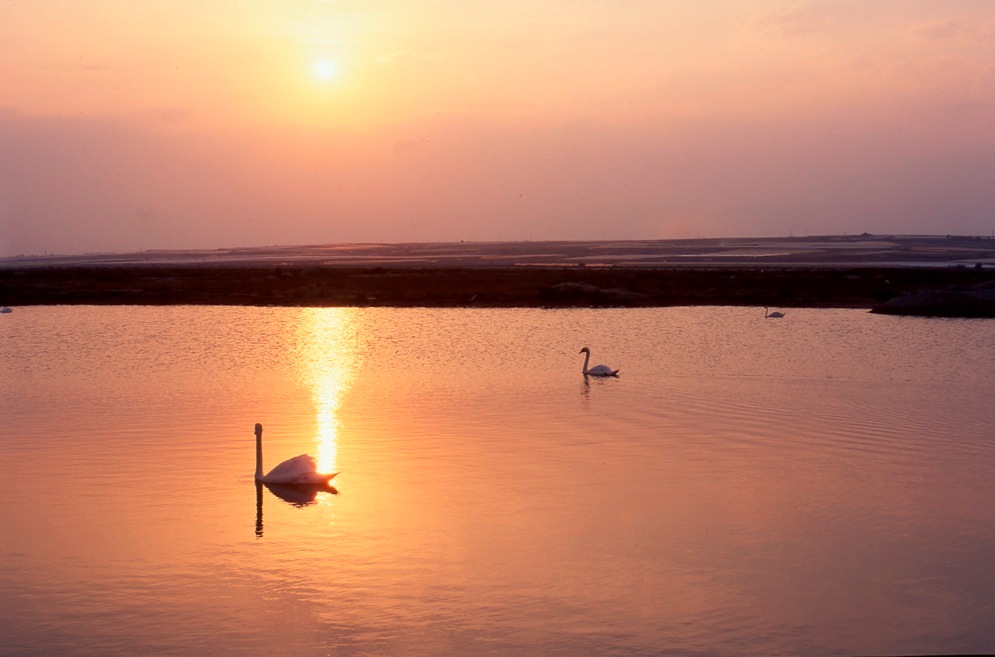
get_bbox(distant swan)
[764,306,785,318]
[579,347,619,377]
[254,423,337,485]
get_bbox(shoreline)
[4,263,995,314]
[4,236,995,315]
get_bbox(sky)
[2,0,994,256]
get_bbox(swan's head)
[579,347,590,354]
[255,423,263,438]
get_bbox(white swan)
[764,306,785,318]
[579,347,619,377]
[254,423,337,485]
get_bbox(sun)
[311,59,339,83]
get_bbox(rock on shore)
[871,283,995,318]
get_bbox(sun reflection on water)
[296,308,363,475]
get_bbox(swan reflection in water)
[580,371,618,404]
[255,480,339,538]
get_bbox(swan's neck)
[254,423,264,481]
[582,350,590,373]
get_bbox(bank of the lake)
[3,264,995,313]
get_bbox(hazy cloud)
[913,18,995,41]
[4,94,994,257]
[749,3,832,38]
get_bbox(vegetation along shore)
[3,236,995,316]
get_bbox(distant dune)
[4,234,995,270]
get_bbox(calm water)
[3,306,995,657]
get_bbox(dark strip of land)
[3,236,995,315]
[3,264,995,313]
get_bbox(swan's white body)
[580,347,619,377]
[764,307,785,318]
[254,423,337,485]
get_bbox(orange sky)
[2,1,994,256]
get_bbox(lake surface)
[3,305,995,656]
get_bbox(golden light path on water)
[295,308,363,475]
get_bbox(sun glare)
[311,59,339,82]
[297,308,363,474]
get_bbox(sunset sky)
[2,1,994,256]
